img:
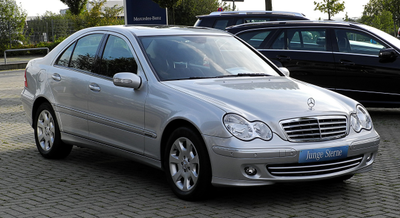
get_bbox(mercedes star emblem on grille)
[307,97,315,110]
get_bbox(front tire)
[34,103,72,159]
[164,127,212,201]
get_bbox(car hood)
[164,76,356,132]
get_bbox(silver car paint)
[21,25,380,186]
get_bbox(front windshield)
[360,24,400,49]
[139,35,279,81]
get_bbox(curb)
[0,62,27,71]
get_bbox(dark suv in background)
[227,21,400,107]
[194,11,308,30]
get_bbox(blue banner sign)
[124,0,167,25]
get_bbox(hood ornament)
[307,97,315,110]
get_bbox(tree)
[174,0,231,25]
[0,0,27,50]
[360,0,400,35]
[60,0,88,15]
[152,0,180,24]
[69,0,124,30]
[314,0,345,20]
[152,0,179,9]
[265,0,272,11]
[103,4,124,19]
[153,0,231,25]
[26,11,71,43]
[360,0,384,25]
[381,0,400,28]
[371,10,394,34]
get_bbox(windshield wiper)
[211,73,272,78]
[185,73,270,80]
[236,73,270,77]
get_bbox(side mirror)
[113,72,142,89]
[279,67,290,77]
[379,48,397,60]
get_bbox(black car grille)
[267,155,363,177]
[280,116,348,142]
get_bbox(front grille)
[267,155,363,177]
[280,116,348,142]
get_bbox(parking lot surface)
[1,70,399,218]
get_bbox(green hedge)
[0,38,65,57]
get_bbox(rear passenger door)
[51,33,104,138]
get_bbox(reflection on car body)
[21,25,380,200]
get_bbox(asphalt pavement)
[1,69,399,218]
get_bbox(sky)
[233,0,370,21]
[17,0,370,21]
[17,0,68,17]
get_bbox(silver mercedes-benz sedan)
[21,25,380,200]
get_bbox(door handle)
[276,55,291,61]
[51,73,61,81]
[89,83,101,92]
[339,59,355,66]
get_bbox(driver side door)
[87,34,147,154]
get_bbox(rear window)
[212,19,231,30]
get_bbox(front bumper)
[205,131,380,187]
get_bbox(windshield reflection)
[140,35,279,81]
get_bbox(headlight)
[223,114,273,141]
[351,105,372,133]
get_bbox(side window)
[288,29,327,51]
[335,29,387,55]
[70,34,103,72]
[271,31,286,49]
[237,30,273,49]
[271,29,327,51]
[243,18,271,23]
[55,42,76,67]
[100,35,137,78]
[289,31,301,49]
[213,19,230,30]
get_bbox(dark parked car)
[194,11,308,30]
[227,21,400,107]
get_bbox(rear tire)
[164,127,212,201]
[33,103,72,159]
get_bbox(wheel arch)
[32,97,53,126]
[160,119,210,171]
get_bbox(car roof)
[78,25,231,37]
[225,20,364,33]
[197,10,307,18]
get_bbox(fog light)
[244,166,257,176]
